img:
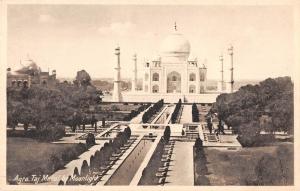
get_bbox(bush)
[194,137,203,149]
[123,104,150,121]
[47,154,64,172]
[35,124,65,141]
[255,154,284,185]
[171,99,182,124]
[61,143,87,163]
[163,126,171,142]
[86,133,96,147]
[111,105,119,111]
[142,99,164,123]
[102,118,106,127]
[192,103,200,122]
[237,134,275,147]
[194,146,209,185]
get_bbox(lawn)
[7,137,85,183]
[195,143,293,185]
[93,103,145,121]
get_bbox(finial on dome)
[174,22,177,31]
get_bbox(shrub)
[102,118,105,127]
[171,99,182,124]
[111,105,119,111]
[86,133,96,147]
[123,104,150,121]
[194,137,203,149]
[142,99,164,123]
[47,154,64,172]
[255,154,283,185]
[192,103,200,122]
[163,126,171,142]
[35,124,65,142]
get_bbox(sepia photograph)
[1,0,299,190]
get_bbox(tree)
[192,103,200,122]
[86,133,96,147]
[102,118,106,127]
[163,126,171,142]
[212,76,293,146]
[171,99,182,123]
[142,99,164,123]
[76,70,91,87]
[194,137,203,149]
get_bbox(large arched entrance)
[167,71,181,93]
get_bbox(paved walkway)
[179,105,192,124]
[95,123,119,138]
[165,141,194,185]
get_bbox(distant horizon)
[57,75,291,82]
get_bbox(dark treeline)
[170,99,182,124]
[7,76,102,141]
[142,99,164,123]
[211,76,293,146]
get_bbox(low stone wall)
[122,92,219,103]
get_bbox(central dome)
[160,32,191,53]
[160,29,191,62]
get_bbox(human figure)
[206,115,213,134]
[72,112,77,132]
[218,119,225,135]
[82,114,87,132]
[208,122,213,134]
[91,114,97,132]
[77,114,82,130]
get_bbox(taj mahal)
[112,24,234,103]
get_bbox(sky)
[7,4,295,80]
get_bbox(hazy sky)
[7,5,294,80]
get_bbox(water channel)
[105,137,155,185]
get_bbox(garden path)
[165,141,194,185]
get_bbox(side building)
[7,57,57,88]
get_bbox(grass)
[7,137,85,182]
[96,103,141,112]
[196,143,293,185]
[94,103,144,121]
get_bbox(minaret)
[113,46,122,102]
[132,54,137,92]
[219,54,224,92]
[228,45,234,93]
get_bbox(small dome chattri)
[152,54,161,61]
[15,57,40,74]
[188,54,198,62]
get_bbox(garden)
[7,137,88,184]
[194,144,293,185]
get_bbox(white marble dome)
[160,30,191,62]
[160,32,190,54]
